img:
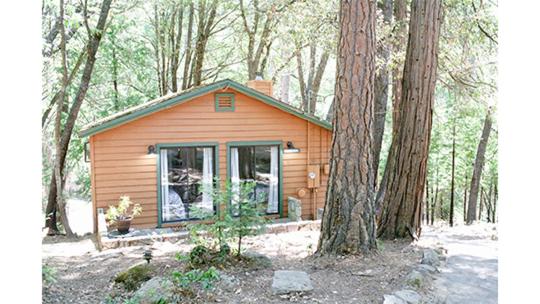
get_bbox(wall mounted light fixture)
[284,141,300,153]
[147,145,156,154]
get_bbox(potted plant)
[105,196,142,234]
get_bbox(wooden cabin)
[80,79,332,232]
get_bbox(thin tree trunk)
[45,0,113,234]
[466,109,493,224]
[377,0,443,239]
[317,0,377,255]
[431,186,438,225]
[479,186,484,221]
[52,0,73,236]
[112,47,119,111]
[450,122,456,227]
[192,0,218,86]
[373,0,393,184]
[182,1,194,90]
[463,172,468,222]
[425,178,430,225]
[493,183,497,223]
[170,4,184,92]
[42,50,86,128]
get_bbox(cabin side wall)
[90,90,331,229]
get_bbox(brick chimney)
[246,73,273,97]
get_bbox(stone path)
[420,224,498,304]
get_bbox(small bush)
[171,266,220,297]
[42,264,57,284]
[114,264,152,291]
[187,179,269,258]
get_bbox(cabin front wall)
[90,89,331,230]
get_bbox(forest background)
[0,0,538,303]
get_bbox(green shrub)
[171,266,220,296]
[187,179,269,258]
[42,264,57,284]
[114,264,152,291]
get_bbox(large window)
[159,145,216,222]
[230,144,280,214]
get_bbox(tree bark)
[182,1,194,90]
[390,0,407,136]
[373,0,406,212]
[316,0,377,255]
[191,0,218,86]
[42,50,86,128]
[45,0,113,234]
[297,43,329,115]
[373,0,393,184]
[466,109,493,224]
[377,0,442,239]
[450,121,456,227]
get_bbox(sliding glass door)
[229,144,280,214]
[160,145,216,222]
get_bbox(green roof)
[80,79,332,137]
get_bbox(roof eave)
[79,79,332,138]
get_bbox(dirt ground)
[43,229,423,304]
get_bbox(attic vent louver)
[215,93,235,112]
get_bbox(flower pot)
[116,218,132,234]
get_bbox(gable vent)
[215,93,235,112]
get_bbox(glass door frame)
[156,142,220,227]
[226,140,283,218]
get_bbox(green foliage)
[114,264,152,291]
[105,196,143,224]
[187,179,269,257]
[42,264,57,284]
[171,266,220,294]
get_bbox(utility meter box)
[307,164,320,188]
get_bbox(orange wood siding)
[90,88,331,229]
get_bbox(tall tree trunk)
[466,109,493,224]
[373,0,393,184]
[297,43,330,115]
[390,0,407,136]
[45,0,113,235]
[192,0,218,86]
[170,4,184,92]
[317,0,377,255]
[52,0,73,236]
[182,1,194,89]
[373,0,406,212]
[450,122,456,227]
[377,0,442,239]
